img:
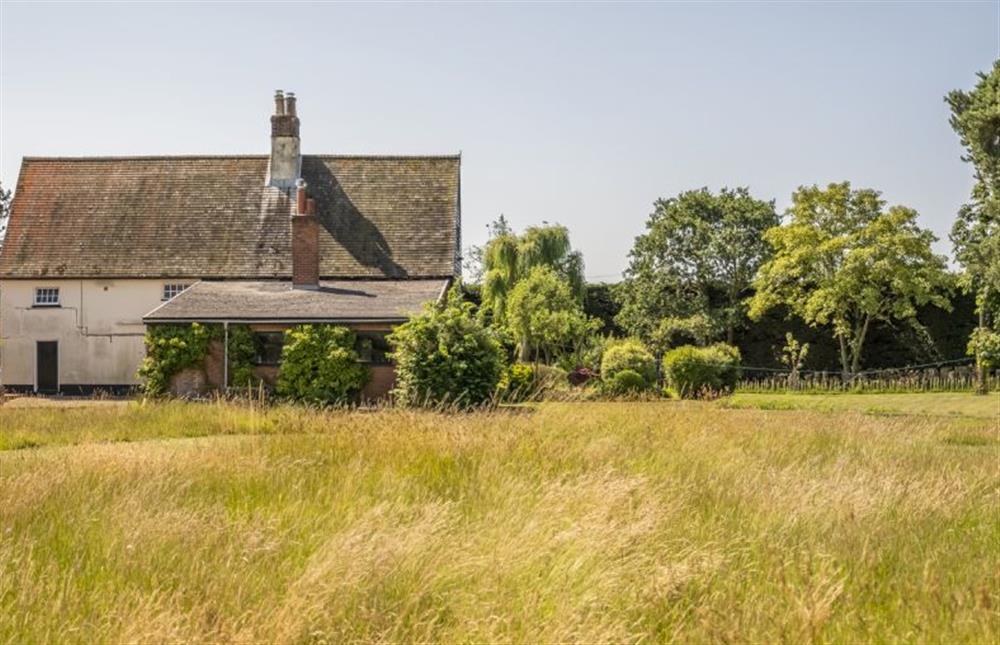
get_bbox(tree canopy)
[749,182,951,379]
[506,265,598,364]
[615,187,778,347]
[481,223,585,324]
[947,59,1000,391]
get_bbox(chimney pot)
[285,92,297,117]
[274,90,285,115]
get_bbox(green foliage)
[662,343,742,398]
[0,181,11,239]
[749,182,952,379]
[780,332,810,384]
[968,327,1000,371]
[138,323,220,396]
[609,369,647,395]
[226,325,260,388]
[616,187,779,345]
[507,266,600,364]
[497,363,536,402]
[389,285,505,408]
[947,61,1000,390]
[600,338,656,385]
[275,325,368,405]
[482,222,585,323]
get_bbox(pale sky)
[1,1,997,280]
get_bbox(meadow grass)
[1,398,997,643]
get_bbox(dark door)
[36,341,58,394]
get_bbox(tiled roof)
[143,279,448,322]
[0,155,460,279]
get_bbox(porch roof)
[142,279,449,323]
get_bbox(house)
[0,91,460,397]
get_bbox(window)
[162,283,190,301]
[356,333,392,365]
[33,287,60,307]
[254,332,285,366]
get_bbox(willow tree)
[749,182,951,381]
[481,223,584,324]
[947,60,1000,393]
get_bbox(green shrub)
[389,285,505,408]
[226,325,260,388]
[601,338,656,385]
[276,325,369,405]
[497,363,535,402]
[609,369,647,395]
[138,323,220,396]
[662,343,741,398]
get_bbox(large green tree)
[749,182,951,380]
[506,266,599,364]
[947,60,1000,393]
[481,223,584,324]
[615,187,778,346]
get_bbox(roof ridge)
[21,153,462,162]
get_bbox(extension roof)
[143,279,448,323]
[0,155,460,280]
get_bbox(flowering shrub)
[497,363,535,402]
[276,325,369,405]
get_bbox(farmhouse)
[0,92,460,396]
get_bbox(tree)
[947,60,1000,393]
[481,223,585,324]
[749,182,951,380]
[506,266,598,364]
[388,284,505,407]
[615,187,778,347]
[462,215,512,284]
[0,182,11,243]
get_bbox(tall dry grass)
[1,400,997,643]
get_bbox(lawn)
[1,397,997,643]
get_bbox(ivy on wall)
[226,325,260,388]
[276,324,369,405]
[138,323,221,396]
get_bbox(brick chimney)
[291,179,320,289]
[268,90,300,189]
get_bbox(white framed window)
[33,287,60,307]
[162,283,190,301]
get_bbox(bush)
[226,325,260,389]
[138,323,220,396]
[662,343,741,398]
[276,325,369,405]
[601,338,656,385]
[497,363,535,402]
[389,285,505,408]
[609,369,647,395]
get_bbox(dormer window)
[162,283,190,301]
[33,287,60,307]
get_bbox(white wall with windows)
[0,279,178,389]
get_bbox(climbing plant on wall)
[138,323,220,396]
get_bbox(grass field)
[1,396,997,643]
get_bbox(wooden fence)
[738,365,999,393]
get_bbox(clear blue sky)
[1,1,997,279]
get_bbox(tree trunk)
[849,315,871,379]
[837,335,851,383]
[519,338,530,363]
[975,304,987,395]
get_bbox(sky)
[1,1,997,281]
